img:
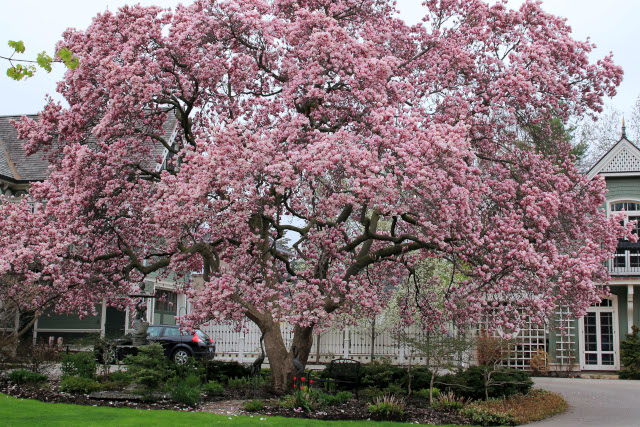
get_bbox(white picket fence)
[201,321,472,366]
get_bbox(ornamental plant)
[619,325,640,379]
[1,0,632,392]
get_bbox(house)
[576,123,640,371]
[0,114,193,343]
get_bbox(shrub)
[620,325,640,379]
[59,376,100,394]
[407,366,435,391]
[438,366,532,400]
[204,360,251,383]
[60,352,97,379]
[170,358,206,384]
[203,380,224,396]
[243,400,265,412]
[362,386,383,401]
[462,389,567,425]
[431,390,468,412]
[108,370,131,385]
[359,359,405,389]
[368,394,406,420]
[8,369,48,385]
[414,387,440,401]
[529,349,550,375]
[317,391,352,406]
[227,376,251,390]
[460,406,517,426]
[124,344,170,396]
[169,374,202,406]
[384,383,406,396]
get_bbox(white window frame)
[578,295,620,371]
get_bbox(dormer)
[587,124,640,180]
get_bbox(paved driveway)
[529,377,640,426]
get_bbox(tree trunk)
[429,371,436,405]
[370,318,375,362]
[254,319,315,393]
[291,325,314,365]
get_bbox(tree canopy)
[1,0,631,389]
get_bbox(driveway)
[529,377,640,426]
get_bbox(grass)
[465,389,568,425]
[0,394,467,426]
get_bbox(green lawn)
[0,394,466,426]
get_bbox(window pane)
[147,326,163,338]
[585,313,598,352]
[585,353,598,365]
[600,313,613,352]
[602,353,614,365]
[163,327,181,337]
[630,250,640,268]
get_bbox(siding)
[604,177,640,203]
[611,287,628,345]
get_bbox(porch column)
[100,298,107,338]
[629,285,635,334]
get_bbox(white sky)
[1,0,638,116]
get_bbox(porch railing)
[607,248,640,275]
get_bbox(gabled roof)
[0,114,178,184]
[0,115,49,183]
[587,133,640,180]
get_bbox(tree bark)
[252,318,315,393]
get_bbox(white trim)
[588,138,640,180]
[578,296,620,371]
[629,285,635,334]
[600,172,640,178]
[605,197,640,218]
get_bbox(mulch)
[260,399,472,425]
[0,379,472,425]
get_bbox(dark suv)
[97,325,216,364]
[147,325,216,364]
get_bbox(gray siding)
[604,177,640,202]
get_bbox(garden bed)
[260,398,472,425]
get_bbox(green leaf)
[8,40,25,54]
[56,48,79,69]
[57,48,72,62]
[36,52,53,72]
[6,64,36,81]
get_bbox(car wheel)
[172,348,190,365]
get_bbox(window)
[163,327,181,337]
[154,290,178,325]
[610,201,640,235]
[147,326,164,338]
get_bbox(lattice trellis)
[552,306,577,370]
[601,147,640,173]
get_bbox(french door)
[579,297,619,370]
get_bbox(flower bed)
[460,389,568,426]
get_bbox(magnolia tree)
[1,0,632,390]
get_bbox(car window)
[163,327,182,337]
[147,326,163,338]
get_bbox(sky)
[1,0,639,117]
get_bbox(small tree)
[124,344,170,399]
[397,330,472,404]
